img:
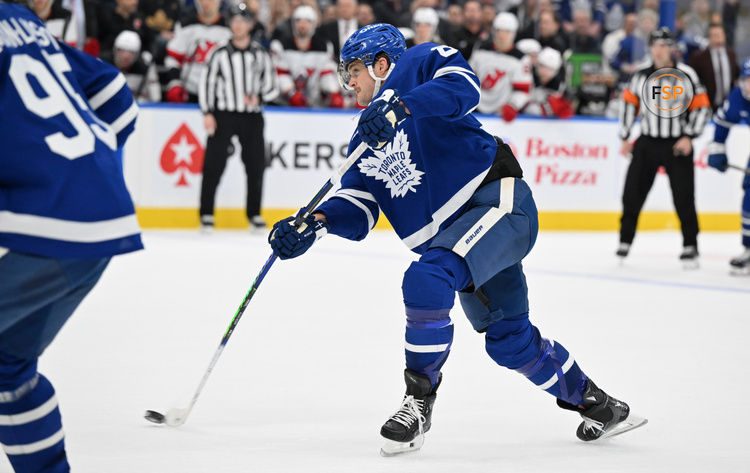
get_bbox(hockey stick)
[145,141,368,427]
[727,164,750,176]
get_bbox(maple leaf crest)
[357,130,424,198]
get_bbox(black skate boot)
[615,243,631,261]
[557,380,647,442]
[730,248,750,275]
[680,245,699,269]
[380,369,440,456]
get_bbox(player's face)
[294,18,313,38]
[199,0,220,16]
[740,77,750,100]
[650,41,672,65]
[414,22,434,42]
[536,64,556,84]
[114,49,137,70]
[347,60,376,105]
[494,29,514,50]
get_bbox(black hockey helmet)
[227,2,254,22]
[649,27,675,46]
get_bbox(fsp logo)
[642,67,694,118]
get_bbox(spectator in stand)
[139,0,181,64]
[681,0,710,39]
[370,0,411,27]
[317,0,359,59]
[405,7,441,47]
[28,0,78,46]
[553,0,604,37]
[602,12,635,76]
[689,23,740,112]
[522,46,574,117]
[568,7,600,53]
[722,0,738,48]
[469,12,532,121]
[270,5,343,108]
[536,9,567,53]
[322,3,337,22]
[113,30,161,101]
[446,3,462,28]
[356,2,375,26]
[98,0,144,64]
[514,0,554,40]
[481,3,496,32]
[448,0,489,59]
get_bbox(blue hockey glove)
[707,142,728,172]
[268,211,329,260]
[357,89,408,150]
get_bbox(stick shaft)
[175,141,369,422]
[728,164,750,176]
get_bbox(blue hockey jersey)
[316,43,498,254]
[713,87,750,143]
[0,3,142,258]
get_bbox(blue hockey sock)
[0,366,68,473]
[485,314,589,406]
[402,249,472,387]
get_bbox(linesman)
[199,3,279,232]
[618,27,711,266]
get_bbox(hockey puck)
[144,410,166,424]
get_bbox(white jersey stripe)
[88,74,126,110]
[333,194,375,230]
[433,66,481,94]
[336,188,377,202]
[402,168,490,250]
[0,211,141,243]
[405,342,450,353]
[109,102,139,133]
[3,428,65,455]
[453,178,515,257]
[0,396,58,426]
[538,353,576,391]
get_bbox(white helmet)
[516,38,541,55]
[114,30,141,53]
[492,12,518,32]
[292,5,317,23]
[537,47,562,71]
[413,7,439,27]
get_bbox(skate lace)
[582,416,604,434]
[390,395,425,434]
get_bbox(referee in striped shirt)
[199,3,279,232]
[617,27,711,266]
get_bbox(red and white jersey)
[165,14,231,95]
[269,35,339,107]
[469,42,531,114]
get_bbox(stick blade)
[164,407,190,427]
[144,410,166,424]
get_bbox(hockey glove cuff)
[269,211,329,260]
[707,142,728,172]
[357,89,408,150]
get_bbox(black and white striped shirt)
[199,40,279,114]
[619,61,712,140]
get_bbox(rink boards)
[123,104,750,230]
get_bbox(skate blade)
[682,260,699,270]
[380,434,425,457]
[730,266,750,276]
[598,414,648,441]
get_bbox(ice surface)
[2,230,748,473]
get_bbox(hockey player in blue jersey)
[707,58,750,274]
[0,2,142,471]
[269,24,645,455]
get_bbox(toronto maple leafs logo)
[358,130,424,198]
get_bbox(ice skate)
[558,380,647,442]
[679,246,699,270]
[248,215,267,234]
[615,243,631,264]
[200,216,214,235]
[730,248,750,275]
[380,370,440,457]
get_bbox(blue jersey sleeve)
[400,45,481,121]
[315,138,380,241]
[713,87,746,143]
[59,42,138,147]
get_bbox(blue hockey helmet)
[337,23,406,93]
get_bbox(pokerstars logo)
[641,67,694,118]
[160,124,204,186]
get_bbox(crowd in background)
[28,0,749,118]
